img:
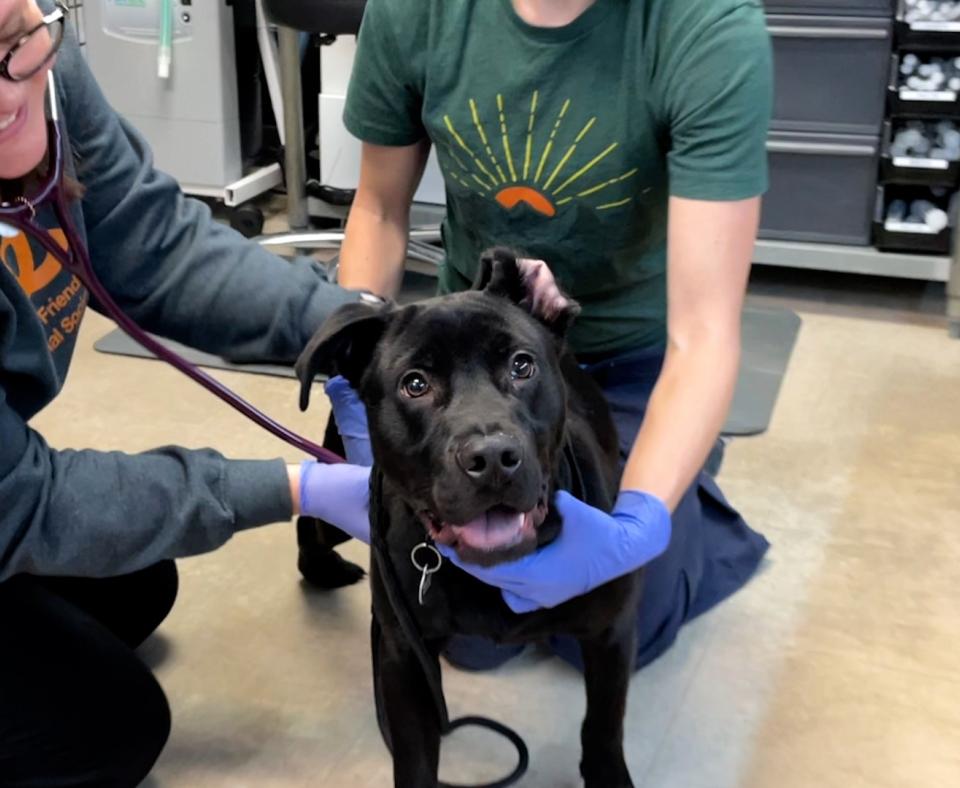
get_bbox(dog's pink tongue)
[450,509,526,551]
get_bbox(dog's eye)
[400,371,430,398]
[510,353,536,380]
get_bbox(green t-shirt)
[344,0,772,354]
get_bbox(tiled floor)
[30,261,960,786]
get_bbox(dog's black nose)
[456,434,523,483]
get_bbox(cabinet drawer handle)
[767,140,877,155]
[767,26,889,39]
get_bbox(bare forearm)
[628,195,757,509]
[337,140,431,298]
[337,204,410,298]
[287,464,302,516]
[620,333,740,510]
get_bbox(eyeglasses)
[0,2,67,83]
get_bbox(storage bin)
[879,119,960,186]
[895,0,960,50]
[873,185,954,253]
[760,131,880,245]
[769,15,893,135]
[887,52,960,117]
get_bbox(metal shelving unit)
[753,239,951,280]
[757,1,959,335]
[754,238,960,336]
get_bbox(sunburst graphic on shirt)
[440,92,637,217]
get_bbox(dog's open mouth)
[419,499,548,556]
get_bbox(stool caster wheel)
[230,204,265,238]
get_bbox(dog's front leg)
[578,620,636,788]
[373,617,443,788]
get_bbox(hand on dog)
[298,461,373,542]
[437,490,672,614]
[324,375,373,466]
[515,257,574,323]
[292,376,373,540]
[295,462,670,612]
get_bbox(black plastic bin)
[888,52,960,118]
[873,185,953,254]
[895,0,960,50]
[879,120,960,187]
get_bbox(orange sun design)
[440,92,637,216]
[495,186,556,217]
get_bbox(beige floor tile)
[637,311,960,788]
[143,526,716,787]
[642,642,960,788]
[742,648,960,788]
[27,282,960,787]
[717,314,960,683]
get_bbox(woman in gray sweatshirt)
[0,3,368,783]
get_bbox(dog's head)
[296,248,580,566]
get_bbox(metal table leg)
[278,25,309,231]
[951,202,960,338]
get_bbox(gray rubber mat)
[726,305,802,435]
[94,276,800,436]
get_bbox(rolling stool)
[260,0,414,589]
[257,0,442,267]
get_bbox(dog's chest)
[379,526,640,649]
[384,531,515,640]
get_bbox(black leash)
[369,468,529,788]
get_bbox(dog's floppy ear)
[474,246,581,338]
[295,299,393,411]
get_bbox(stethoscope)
[0,73,342,464]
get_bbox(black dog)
[297,249,641,788]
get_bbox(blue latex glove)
[324,376,372,466]
[297,464,670,612]
[300,461,372,542]
[438,490,672,614]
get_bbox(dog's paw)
[298,548,366,589]
[581,758,634,788]
[583,774,634,788]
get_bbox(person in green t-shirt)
[324,0,773,671]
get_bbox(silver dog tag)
[411,542,443,606]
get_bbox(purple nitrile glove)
[299,461,372,543]
[324,376,373,466]
[438,490,672,614]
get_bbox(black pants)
[0,561,179,787]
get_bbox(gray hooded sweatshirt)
[0,10,357,581]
